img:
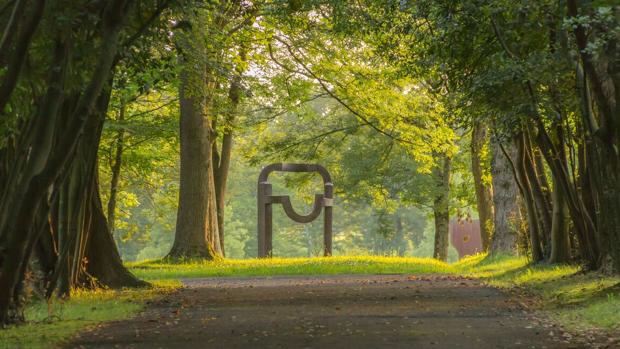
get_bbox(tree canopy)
[0,0,619,326]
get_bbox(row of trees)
[374,0,620,271]
[0,0,618,327]
[231,0,619,271]
[0,0,178,325]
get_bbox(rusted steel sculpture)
[257,163,333,258]
[449,218,483,259]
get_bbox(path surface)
[68,275,572,349]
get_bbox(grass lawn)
[2,254,619,348]
[128,255,454,280]
[457,254,620,334]
[0,281,179,349]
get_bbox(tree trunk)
[85,172,147,288]
[432,155,451,261]
[213,77,240,256]
[523,129,552,257]
[0,0,45,113]
[515,132,544,262]
[535,122,600,268]
[470,120,494,251]
[46,86,145,297]
[549,180,571,263]
[0,6,128,320]
[490,137,521,255]
[394,209,406,257]
[567,0,620,273]
[168,61,222,259]
[0,0,167,325]
[107,99,126,235]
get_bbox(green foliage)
[99,87,179,261]
[99,0,481,262]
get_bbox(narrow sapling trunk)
[549,180,571,264]
[213,77,240,256]
[523,131,552,256]
[107,99,126,235]
[515,133,544,262]
[470,120,494,251]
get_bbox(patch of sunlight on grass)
[128,256,455,280]
[455,253,530,278]
[560,293,620,331]
[496,265,579,289]
[0,281,180,349]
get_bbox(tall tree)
[0,0,172,324]
[432,155,451,261]
[168,7,222,259]
[471,120,494,251]
[168,0,254,259]
[490,138,520,254]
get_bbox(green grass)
[3,254,619,348]
[456,254,620,333]
[0,281,180,349]
[128,255,455,280]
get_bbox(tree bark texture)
[168,64,222,259]
[0,0,135,324]
[432,155,451,262]
[470,120,494,251]
[567,0,619,272]
[490,138,521,255]
[107,99,126,235]
[212,76,241,256]
[515,132,544,262]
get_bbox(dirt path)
[67,275,573,349]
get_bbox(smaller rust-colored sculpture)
[257,163,333,258]
[450,218,482,259]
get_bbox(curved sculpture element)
[268,194,324,223]
[257,163,333,258]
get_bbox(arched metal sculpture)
[257,163,333,258]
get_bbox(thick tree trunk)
[0,0,45,113]
[432,155,451,261]
[594,153,620,273]
[0,23,114,322]
[85,174,146,288]
[470,120,494,251]
[0,0,167,325]
[46,86,146,297]
[168,66,222,259]
[567,0,619,272]
[490,138,521,255]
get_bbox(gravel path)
[67,274,571,349]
